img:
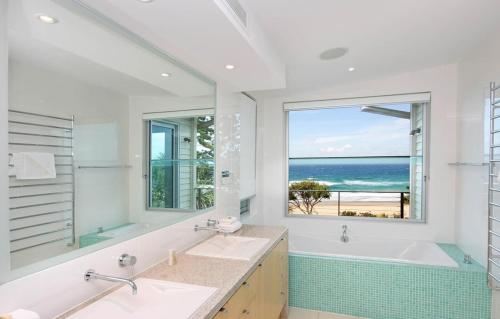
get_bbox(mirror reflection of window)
[146,115,215,211]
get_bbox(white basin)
[186,235,270,260]
[67,278,217,319]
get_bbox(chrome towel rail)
[10,209,73,221]
[8,109,73,121]
[10,236,72,254]
[448,162,488,166]
[77,165,132,169]
[8,109,76,254]
[10,218,73,232]
[488,82,500,290]
[8,120,72,130]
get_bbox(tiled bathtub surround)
[289,244,491,319]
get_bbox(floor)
[288,307,365,319]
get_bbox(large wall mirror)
[2,0,216,283]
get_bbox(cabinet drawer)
[216,267,261,319]
[239,295,258,319]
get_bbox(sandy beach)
[289,200,410,218]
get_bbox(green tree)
[196,116,215,209]
[288,180,331,214]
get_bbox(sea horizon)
[289,156,410,194]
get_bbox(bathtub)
[289,234,459,268]
[287,235,490,319]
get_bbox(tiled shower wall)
[289,245,491,319]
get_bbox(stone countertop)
[56,225,288,319]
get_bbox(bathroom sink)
[186,235,270,260]
[67,278,217,319]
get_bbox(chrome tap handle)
[119,253,137,267]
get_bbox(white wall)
[0,0,10,279]
[453,39,500,319]
[253,64,458,243]
[455,40,500,267]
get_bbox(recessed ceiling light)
[225,64,236,70]
[348,67,355,72]
[36,14,58,24]
[137,0,154,3]
[319,47,348,60]
[161,73,171,77]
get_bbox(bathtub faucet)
[340,225,349,243]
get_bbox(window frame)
[146,119,181,211]
[240,198,251,215]
[283,95,430,223]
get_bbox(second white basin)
[67,278,217,319]
[186,235,270,260]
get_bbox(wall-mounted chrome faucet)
[340,225,349,243]
[194,219,223,233]
[84,269,137,295]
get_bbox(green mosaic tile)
[289,246,491,319]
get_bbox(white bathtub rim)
[288,249,460,268]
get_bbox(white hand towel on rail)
[13,152,56,179]
[0,309,40,319]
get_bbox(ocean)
[289,157,410,193]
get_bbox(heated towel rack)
[488,82,500,289]
[8,109,76,256]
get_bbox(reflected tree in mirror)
[195,116,215,210]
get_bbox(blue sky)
[289,104,411,158]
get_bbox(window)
[146,115,215,211]
[149,121,178,208]
[285,94,428,221]
[240,198,251,215]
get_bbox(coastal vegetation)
[288,180,331,214]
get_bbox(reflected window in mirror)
[146,115,215,211]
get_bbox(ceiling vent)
[222,0,247,27]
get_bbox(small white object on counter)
[1,309,40,319]
[218,221,242,233]
[220,216,237,225]
[168,249,177,266]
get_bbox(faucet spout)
[340,225,349,243]
[84,269,137,295]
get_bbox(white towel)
[6,309,40,319]
[219,216,238,225]
[13,152,56,180]
[219,221,242,233]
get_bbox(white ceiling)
[20,0,500,95]
[9,0,215,98]
[77,0,286,92]
[241,0,500,92]
[9,34,173,97]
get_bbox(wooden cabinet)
[213,235,288,319]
